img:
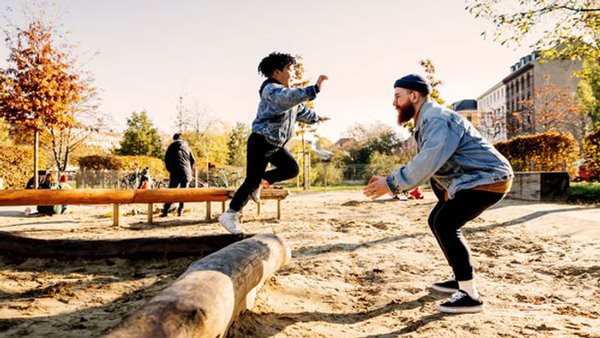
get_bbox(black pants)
[428,179,505,281]
[162,176,190,213]
[229,133,299,212]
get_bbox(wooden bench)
[0,188,290,226]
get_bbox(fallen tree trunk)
[0,231,249,259]
[106,233,291,338]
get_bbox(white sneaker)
[397,194,409,201]
[218,212,244,235]
[251,186,262,203]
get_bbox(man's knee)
[428,209,436,227]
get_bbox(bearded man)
[364,74,513,314]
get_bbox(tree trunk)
[33,130,39,189]
[107,234,291,338]
[0,231,250,259]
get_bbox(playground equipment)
[0,187,290,225]
[107,234,290,338]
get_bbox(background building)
[503,51,581,138]
[477,81,507,143]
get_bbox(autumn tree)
[419,59,445,105]
[226,122,250,167]
[180,99,229,171]
[466,0,599,60]
[1,15,96,182]
[291,55,319,190]
[118,111,164,158]
[174,95,190,133]
[520,80,588,142]
[0,118,10,145]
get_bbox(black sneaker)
[436,290,483,314]
[431,279,459,293]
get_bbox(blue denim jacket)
[251,81,321,147]
[386,101,513,199]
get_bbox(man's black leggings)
[229,133,299,212]
[428,180,505,281]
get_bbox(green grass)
[569,182,600,203]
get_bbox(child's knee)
[289,162,300,178]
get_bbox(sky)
[0,0,532,141]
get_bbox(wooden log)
[113,204,120,227]
[259,188,289,200]
[277,200,281,220]
[134,188,232,203]
[0,231,250,259]
[107,234,291,338]
[0,188,233,206]
[147,203,153,224]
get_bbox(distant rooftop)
[451,99,477,112]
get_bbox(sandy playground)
[0,190,598,337]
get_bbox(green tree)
[577,58,600,129]
[345,123,403,164]
[466,0,599,60]
[226,122,250,166]
[118,111,164,158]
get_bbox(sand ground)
[0,190,598,337]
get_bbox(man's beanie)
[393,74,432,95]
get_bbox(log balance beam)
[107,233,291,338]
[0,188,289,226]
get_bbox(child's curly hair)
[257,52,296,77]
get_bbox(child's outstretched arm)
[264,74,329,112]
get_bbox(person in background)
[35,173,61,216]
[58,175,72,214]
[161,133,195,217]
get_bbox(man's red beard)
[396,101,415,125]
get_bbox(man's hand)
[364,175,392,200]
[316,75,329,89]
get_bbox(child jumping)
[218,52,329,234]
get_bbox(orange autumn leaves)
[1,20,92,132]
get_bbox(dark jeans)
[162,176,190,213]
[428,179,505,281]
[229,133,299,212]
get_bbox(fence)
[75,166,246,189]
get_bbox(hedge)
[494,132,580,177]
[78,155,167,179]
[582,128,600,181]
[0,145,47,188]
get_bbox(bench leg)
[277,199,281,220]
[221,201,226,213]
[148,203,153,224]
[257,201,261,215]
[113,204,119,226]
[206,201,211,220]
